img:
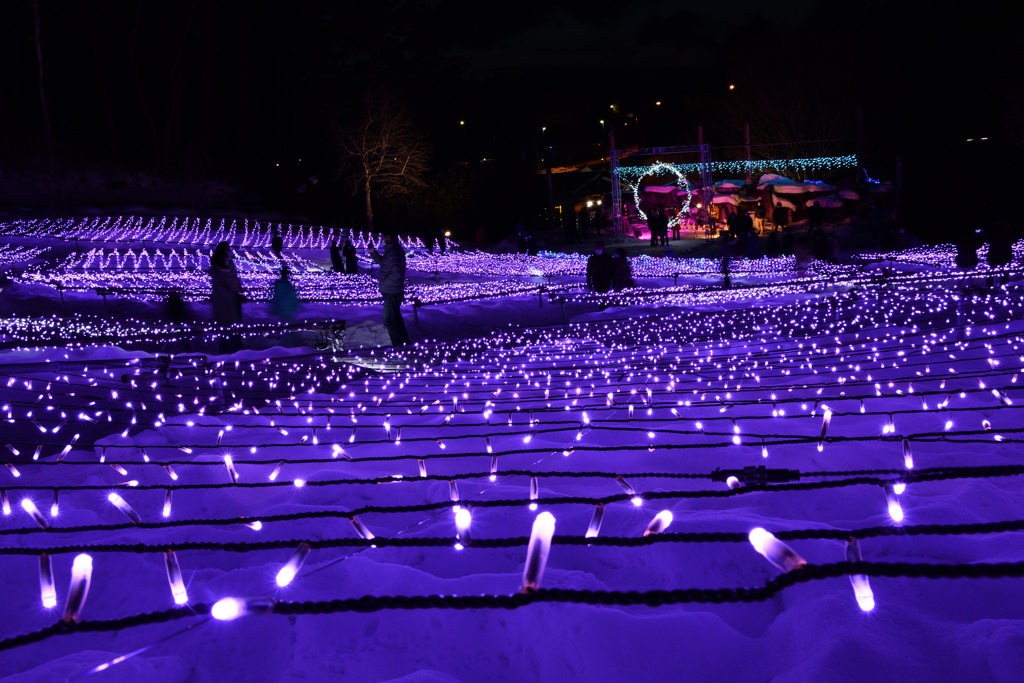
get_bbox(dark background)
[1,0,1019,242]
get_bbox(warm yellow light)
[460,121,464,125]
[444,231,451,237]
[542,127,546,131]
[655,101,661,105]
[600,120,604,124]
[729,84,735,90]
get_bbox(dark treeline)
[1,1,1020,242]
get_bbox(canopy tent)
[757,173,835,194]
[712,194,761,206]
[771,197,799,210]
[807,194,845,208]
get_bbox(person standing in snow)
[754,202,766,233]
[772,203,788,233]
[807,201,824,231]
[330,241,344,272]
[343,238,358,274]
[586,241,614,293]
[208,241,244,353]
[612,248,634,291]
[369,231,409,346]
[272,266,299,319]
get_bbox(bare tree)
[29,0,54,167]
[335,93,430,231]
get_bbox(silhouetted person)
[987,224,1015,268]
[271,231,284,257]
[343,239,358,274]
[807,201,824,230]
[330,241,344,272]
[586,241,614,293]
[754,203,767,233]
[369,231,409,346]
[741,211,754,236]
[766,231,782,257]
[166,289,192,351]
[208,241,244,353]
[273,266,299,320]
[772,204,788,232]
[612,248,634,291]
[956,231,981,270]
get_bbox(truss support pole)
[611,150,622,241]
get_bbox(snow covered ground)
[1,227,1023,682]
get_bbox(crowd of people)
[201,230,413,351]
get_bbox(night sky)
[0,0,1019,237]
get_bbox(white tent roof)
[807,194,844,208]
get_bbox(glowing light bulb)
[615,476,637,499]
[586,503,605,538]
[269,461,284,481]
[490,454,498,481]
[643,510,673,537]
[62,554,93,623]
[449,479,460,508]
[726,476,741,489]
[846,537,874,611]
[165,550,188,604]
[163,489,172,518]
[107,492,141,524]
[521,511,555,593]
[748,528,806,572]
[276,542,312,587]
[455,507,472,546]
[418,459,427,477]
[1,490,10,516]
[223,455,239,483]
[50,489,59,517]
[902,439,913,470]
[21,498,49,529]
[39,553,57,609]
[885,484,904,523]
[350,515,374,540]
[211,597,245,621]
[818,409,832,451]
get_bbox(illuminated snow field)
[1,218,1023,682]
